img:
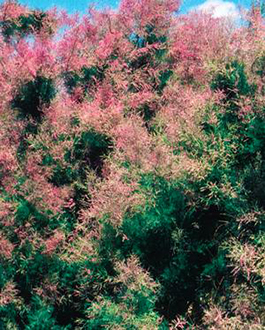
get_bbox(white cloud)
[195,0,241,19]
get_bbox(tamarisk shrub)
[0,0,264,328]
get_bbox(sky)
[0,0,254,18]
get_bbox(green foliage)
[81,298,164,329]
[15,199,31,224]
[49,129,112,186]
[1,11,47,41]
[136,103,156,124]
[79,255,163,329]
[130,25,167,49]
[63,66,106,97]
[252,55,265,78]
[72,130,112,173]
[49,164,77,187]
[123,174,185,235]
[145,24,167,45]
[211,61,256,107]
[43,129,112,234]
[14,198,52,232]
[12,76,56,120]
[157,69,173,93]
[128,26,168,72]
[26,296,61,330]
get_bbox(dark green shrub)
[63,66,106,97]
[157,69,173,93]
[211,61,254,100]
[12,76,56,120]
[72,130,112,174]
[26,296,62,330]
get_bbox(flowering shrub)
[0,0,264,328]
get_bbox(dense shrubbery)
[0,0,264,328]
